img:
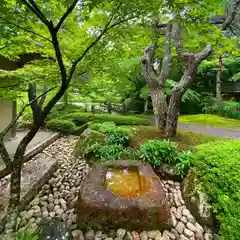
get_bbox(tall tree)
[141,0,240,137]
[0,0,156,232]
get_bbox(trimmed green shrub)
[47,104,85,120]
[60,112,150,126]
[46,119,76,134]
[139,140,178,166]
[193,140,240,240]
[90,121,116,133]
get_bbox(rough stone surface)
[72,229,84,240]
[85,230,95,240]
[117,229,127,238]
[182,170,213,226]
[77,160,172,230]
[155,164,183,181]
[175,222,185,234]
[140,231,148,240]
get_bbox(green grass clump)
[179,114,240,129]
[193,140,240,239]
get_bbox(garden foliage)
[139,140,178,166]
[193,140,240,240]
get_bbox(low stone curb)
[0,132,60,179]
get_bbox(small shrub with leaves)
[85,143,124,161]
[176,151,194,176]
[106,129,130,146]
[139,140,178,166]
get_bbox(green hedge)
[46,119,76,134]
[47,104,85,120]
[59,112,150,126]
[194,140,240,240]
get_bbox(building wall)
[0,99,14,139]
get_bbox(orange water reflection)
[105,167,153,198]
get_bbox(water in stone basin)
[105,167,153,198]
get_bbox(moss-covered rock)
[182,169,214,227]
[74,129,107,157]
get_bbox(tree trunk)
[63,91,68,105]
[107,102,112,114]
[5,126,39,233]
[165,59,198,138]
[164,88,181,137]
[150,87,167,129]
[216,55,222,114]
[144,99,148,113]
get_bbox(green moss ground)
[179,114,240,130]
[123,125,224,151]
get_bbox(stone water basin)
[77,160,172,230]
[105,166,153,198]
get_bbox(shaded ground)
[126,126,223,151]
[139,115,240,140]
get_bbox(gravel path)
[178,123,240,139]
[0,136,213,239]
[148,117,240,139]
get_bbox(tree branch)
[0,16,51,43]
[50,31,67,89]
[0,141,12,172]
[106,15,137,31]
[28,83,42,124]
[55,0,79,32]
[157,23,173,86]
[39,87,48,106]
[172,22,184,60]
[0,86,57,139]
[67,4,121,83]
[222,0,240,31]
[20,0,49,26]
[0,86,57,171]
[195,44,213,63]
